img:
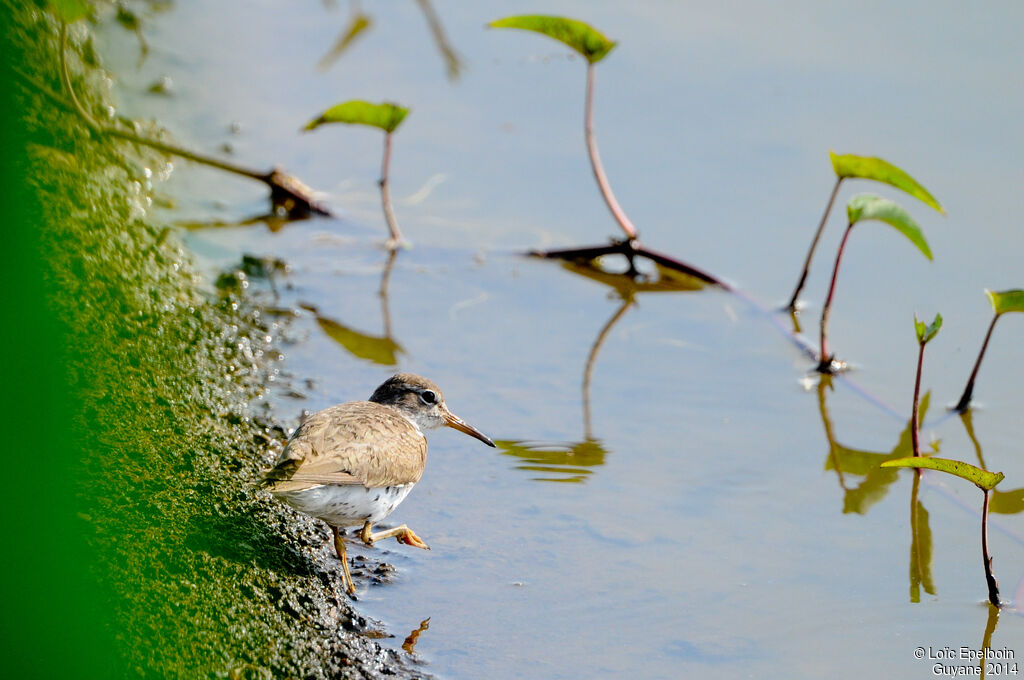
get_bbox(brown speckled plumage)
[261,373,494,596]
[264,401,427,491]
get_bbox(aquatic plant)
[302,100,411,248]
[954,289,1024,412]
[786,152,943,311]
[911,313,942,457]
[883,312,1004,608]
[881,456,1004,607]
[51,0,328,217]
[490,15,626,237]
[817,194,932,372]
[489,15,725,287]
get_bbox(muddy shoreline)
[3,4,424,677]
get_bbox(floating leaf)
[489,15,617,64]
[303,100,409,134]
[50,0,91,23]
[914,313,942,345]
[986,289,1024,316]
[847,194,932,260]
[830,152,944,214]
[881,456,1004,491]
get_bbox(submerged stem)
[787,176,843,311]
[981,489,1001,608]
[955,314,1000,412]
[379,131,405,247]
[585,63,637,240]
[818,222,854,371]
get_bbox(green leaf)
[986,289,1024,316]
[489,15,617,64]
[847,194,933,261]
[881,456,1004,491]
[303,100,409,134]
[50,0,91,23]
[914,313,942,345]
[830,152,944,214]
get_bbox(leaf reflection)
[317,6,372,71]
[819,377,936,514]
[961,410,1024,515]
[909,472,935,602]
[302,250,403,366]
[496,439,608,484]
[317,0,463,81]
[498,262,706,483]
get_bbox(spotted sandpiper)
[263,373,495,595]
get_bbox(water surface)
[98,1,1024,677]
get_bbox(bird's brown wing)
[263,401,427,491]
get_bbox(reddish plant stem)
[955,313,1000,412]
[379,131,405,247]
[818,222,854,370]
[787,176,843,311]
[911,342,926,457]
[981,489,1001,608]
[585,63,637,240]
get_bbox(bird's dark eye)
[419,390,437,405]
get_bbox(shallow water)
[99,1,1024,677]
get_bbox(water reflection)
[500,263,705,482]
[180,209,314,234]
[961,411,1024,516]
[401,617,430,656]
[979,604,1001,679]
[317,1,372,70]
[300,249,404,366]
[317,0,462,80]
[817,378,939,601]
[497,439,609,484]
[909,471,936,603]
[818,377,934,515]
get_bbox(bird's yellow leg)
[360,521,429,550]
[331,525,356,595]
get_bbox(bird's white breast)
[272,483,415,528]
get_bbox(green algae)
[0,4,422,678]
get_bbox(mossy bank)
[0,3,424,677]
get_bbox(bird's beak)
[443,409,496,447]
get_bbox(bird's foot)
[362,522,430,550]
[395,527,430,550]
